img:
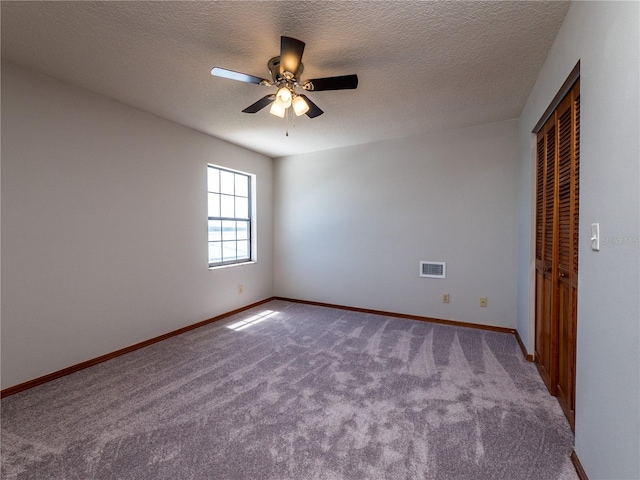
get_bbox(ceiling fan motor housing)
[268,56,304,85]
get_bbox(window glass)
[235,175,249,197]
[236,221,249,241]
[220,170,235,195]
[208,193,220,218]
[235,197,249,219]
[208,220,222,242]
[208,242,222,264]
[208,168,220,193]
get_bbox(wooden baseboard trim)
[274,297,518,335]
[277,297,539,362]
[0,297,275,399]
[571,450,589,480]
[514,329,535,361]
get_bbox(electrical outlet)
[238,284,243,295]
[442,294,450,303]
[480,297,487,307]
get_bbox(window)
[207,165,252,267]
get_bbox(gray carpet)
[1,300,578,479]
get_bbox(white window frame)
[207,164,254,268]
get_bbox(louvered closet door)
[535,114,558,395]
[534,78,580,431]
[556,81,580,429]
[534,132,546,378]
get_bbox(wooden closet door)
[556,81,580,429]
[534,78,580,430]
[535,114,558,395]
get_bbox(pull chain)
[284,106,296,136]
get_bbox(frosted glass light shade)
[292,96,309,116]
[274,87,292,108]
[270,102,286,118]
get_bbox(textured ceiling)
[1,1,570,158]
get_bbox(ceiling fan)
[211,36,358,119]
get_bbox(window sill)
[208,261,256,271]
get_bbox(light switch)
[591,223,600,251]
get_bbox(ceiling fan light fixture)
[211,36,358,121]
[292,96,309,116]
[274,87,292,108]
[269,102,286,118]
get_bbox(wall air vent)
[420,261,446,279]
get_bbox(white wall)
[1,62,274,389]
[516,2,640,478]
[274,119,519,328]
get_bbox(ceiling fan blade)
[280,36,305,77]
[242,94,276,113]
[211,67,268,85]
[303,74,359,91]
[299,95,323,118]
